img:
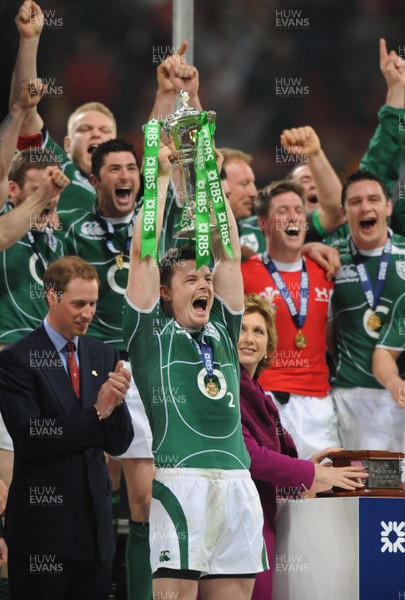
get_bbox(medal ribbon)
[27,230,51,272]
[141,119,161,259]
[262,253,308,330]
[185,329,215,380]
[94,204,135,259]
[348,234,392,311]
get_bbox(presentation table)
[273,496,405,599]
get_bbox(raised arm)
[0,80,46,208]
[10,0,44,136]
[149,41,201,120]
[359,38,405,193]
[372,347,405,408]
[0,166,69,251]
[211,151,243,312]
[281,126,344,233]
[126,145,172,309]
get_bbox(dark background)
[0,0,404,189]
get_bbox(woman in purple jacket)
[238,294,367,600]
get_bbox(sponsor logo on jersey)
[80,221,105,238]
[203,322,220,342]
[314,287,331,302]
[334,265,358,283]
[259,286,280,306]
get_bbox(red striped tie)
[66,341,80,399]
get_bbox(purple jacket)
[240,366,315,532]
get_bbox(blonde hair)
[67,102,117,137]
[244,293,278,376]
[219,148,253,170]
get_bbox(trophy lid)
[163,90,216,133]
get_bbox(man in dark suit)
[0,255,134,600]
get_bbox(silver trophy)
[162,90,216,238]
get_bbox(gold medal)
[367,312,381,331]
[294,331,307,349]
[205,379,219,397]
[116,253,124,270]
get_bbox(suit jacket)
[0,323,134,561]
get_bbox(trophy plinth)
[161,90,218,239]
[317,450,405,498]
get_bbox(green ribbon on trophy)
[141,119,161,259]
[141,92,233,268]
[196,112,233,267]
[173,112,233,268]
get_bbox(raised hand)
[281,126,321,157]
[15,0,44,38]
[157,41,199,98]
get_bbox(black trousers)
[8,552,112,600]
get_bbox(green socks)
[126,520,152,600]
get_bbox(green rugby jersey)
[60,185,183,351]
[331,234,405,388]
[376,292,405,351]
[61,207,132,351]
[238,215,266,258]
[0,202,64,344]
[43,129,96,211]
[123,295,250,470]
